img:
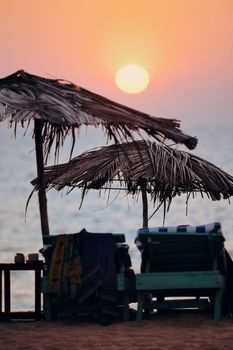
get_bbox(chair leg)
[43,294,54,322]
[122,293,130,321]
[137,292,145,320]
[214,289,223,321]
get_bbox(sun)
[115,64,150,94]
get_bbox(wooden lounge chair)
[135,225,226,321]
[41,231,132,323]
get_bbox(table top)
[0,261,44,270]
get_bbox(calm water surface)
[0,123,233,310]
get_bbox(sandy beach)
[1,313,233,350]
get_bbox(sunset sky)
[1,0,232,126]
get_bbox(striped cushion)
[137,222,222,235]
[135,222,222,250]
[115,242,129,249]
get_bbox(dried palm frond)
[0,70,197,160]
[31,140,233,211]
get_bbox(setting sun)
[115,64,150,94]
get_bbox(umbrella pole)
[141,181,148,228]
[34,119,50,237]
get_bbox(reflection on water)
[0,124,233,310]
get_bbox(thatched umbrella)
[0,70,197,236]
[31,140,233,227]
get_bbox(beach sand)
[1,312,233,350]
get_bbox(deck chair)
[135,222,226,321]
[41,230,133,323]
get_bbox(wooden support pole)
[34,119,50,236]
[141,180,148,228]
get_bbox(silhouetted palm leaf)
[0,70,197,159]
[32,140,233,210]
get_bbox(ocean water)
[0,123,233,310]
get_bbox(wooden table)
[0,261,44,321]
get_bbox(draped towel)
[48,234,82,299]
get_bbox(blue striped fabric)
[137,222,222,234]
[135,222,222,250]
[115,243,129,249]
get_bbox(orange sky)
[0,0,232,126]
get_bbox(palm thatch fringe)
[0,70,197,161]
[31,140,233,214]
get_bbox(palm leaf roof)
[0,70,197,158]
[31,140,233,211]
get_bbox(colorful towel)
[48,234,82,299]
[47,231,123,321]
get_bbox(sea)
[0,122,233,311]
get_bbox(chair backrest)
[138,232,225,273]
[42,232,130,273]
